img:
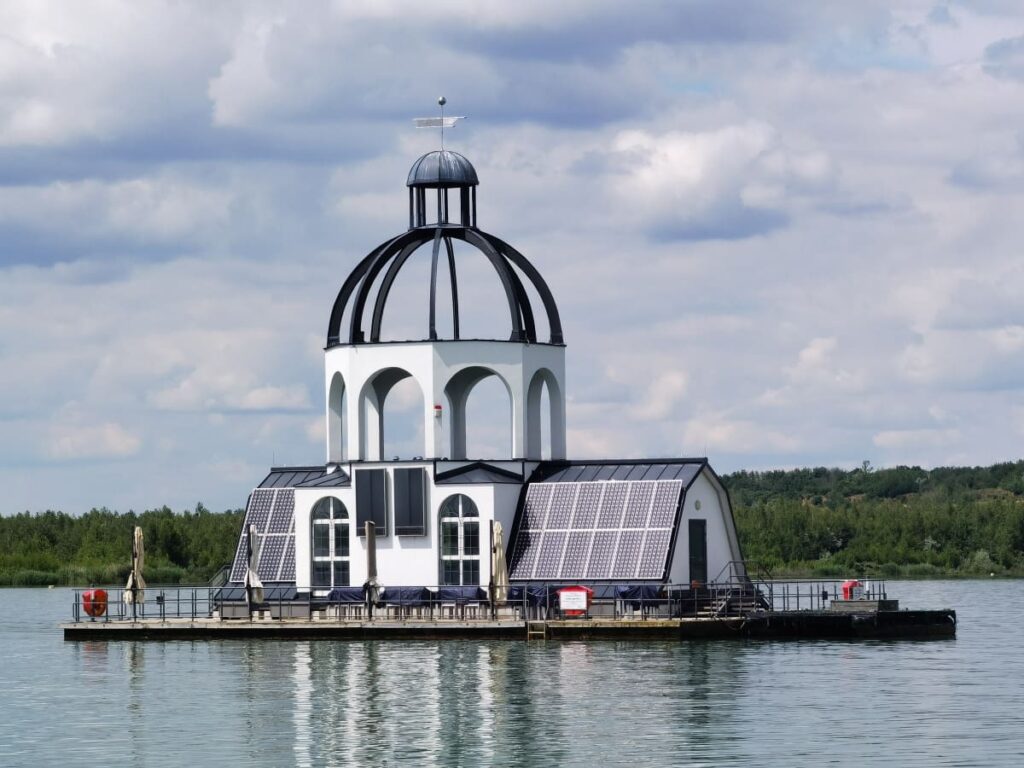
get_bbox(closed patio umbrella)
[491,520,509,605]
[123,526,146,619]
[244,524,264,613]
[363,521,382,618]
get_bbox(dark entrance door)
[689,519,707,585]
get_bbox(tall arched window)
[311,497,349,590]
[438,494,480,586]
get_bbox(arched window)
[438,494,480,586]
[311,497,349,590]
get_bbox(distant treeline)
[727,461,1024,578]
[2,461,1023,586]
[0,505,243,586]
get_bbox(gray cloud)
[3,1,1024,513]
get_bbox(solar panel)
[623,482,654,528]
[546,485,576,529]
[638,529,672,579]
[230,488,296,583]
[230,534,248,582]
[612,530,644,579]
[585,531,618,579]
[534,531,567,579]
[650,482,682,527]
[521,484,552,529]
[279,540,296,581]
[257,536,287,580]
[508,478,686,582]
[597,483,627,528]
[508,529,541,580]
[572,484,601,528]
[247,489,274,532]
[268,489,295,533]
[561,530,592,575]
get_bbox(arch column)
[526,368,567,460]
[327,373,346,463]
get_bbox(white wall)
[323,340,566,462]
[293,462,525,593]
[668,468,744,585]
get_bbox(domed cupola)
[407,149,479,188]
[326,147,563,347]
[322,107,567,464]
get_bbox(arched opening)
[527,368,565,460]
[444,366,513,460]
[327,372,346,463]
[358,367,426,460]
[438,494,480,586]
[311,497,349,591]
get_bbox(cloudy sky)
[2,1,1023,514]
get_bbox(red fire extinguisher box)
[557,586,593,617]
[841,580,864,601]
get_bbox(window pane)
[313,523,330,557]
[440,495,460,518]
[441,522,459,556]
[312,499,331,520]
[461,497,478,517]
[333,561,349,588]
[463,522,480,556]
[312,561,331,587]
[462,559,480,586]
[334,522,349,557]
[442,560,461,586]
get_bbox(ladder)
[526,620,547,641]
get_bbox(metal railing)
[68,576,891,624]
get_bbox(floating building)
[226,145,745,600]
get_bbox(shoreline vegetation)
[2,461,1023,586]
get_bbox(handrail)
[68,576,891,624]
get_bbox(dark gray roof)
[295,469,351,488]
[535,460,705,486]
[256,466,350,489]
[407,150,479,188]
[258,467,326,488]
[436,462,523,485]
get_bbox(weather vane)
[413,96,466,150]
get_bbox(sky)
[2,0,1024,514]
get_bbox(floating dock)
[63,609,956,641]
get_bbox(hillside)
[725,461,1024,577]
[1,461,1022,586]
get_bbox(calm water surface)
[1,581,1022,767]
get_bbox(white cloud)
[46,421,141,460]
[3,1,1024,512]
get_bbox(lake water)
[1,581,1022,767]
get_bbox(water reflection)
[281,639,750,767]
[5,582,1024,768]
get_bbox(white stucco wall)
[293,461,524,593]
[668,468,744,585]
[323,340,566,462]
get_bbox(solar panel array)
[230,488,297,583]
[508,479,684,581]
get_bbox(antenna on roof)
[413,96,465,150]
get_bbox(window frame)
[438,494,482,586]
[311,497,350,592]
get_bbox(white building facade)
[228,148,744,599]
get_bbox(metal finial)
[438,96,447,106]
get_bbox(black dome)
[407,150,478,188]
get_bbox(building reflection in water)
[286,639,749,767]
